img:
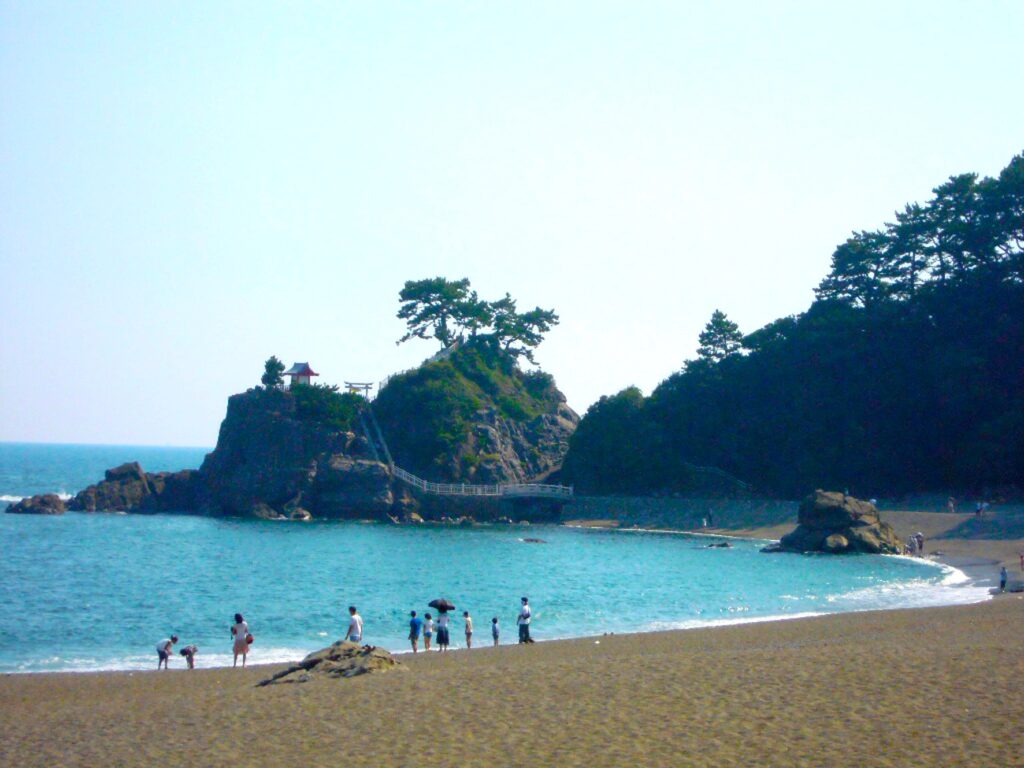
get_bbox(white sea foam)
[1,492,73,504]
[10,646,313,674]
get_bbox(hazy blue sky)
[2,1,1022,446]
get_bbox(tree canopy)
[562,151,1024,497]
[396,277,559,364]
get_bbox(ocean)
[0,443,990,673]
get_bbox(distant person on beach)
[231,614,250,668]
[464,611,473,649]
[436,611,451,651]
[156,635,178,669]
[345,606,363,644]
[1020,551,1024,572]
[518,597,533,643]
[492,617,500,646]
[976,501,983,517]
[1000,566,1008,592]
[947,496,956,514]
[915,532,925,555]
[409,611,423,653]
[179,644,198,670]
[423,613,434,651]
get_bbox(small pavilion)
[283,362,319,388]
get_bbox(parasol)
[428,598,455,612]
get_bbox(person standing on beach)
[491,617,500,647]
[517,597,533,644]
[423,613,434,651]
[1000,566,1008,592]
[463,611,473,649]
[436,610,451,651]
[345,606,363,644]
[409,611,423,653]
[231,614,249,668]
[156,635,178,669]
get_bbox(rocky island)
[7,341,579,523]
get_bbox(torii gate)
[344,381,374,398]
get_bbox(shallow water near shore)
[0,511,990,673]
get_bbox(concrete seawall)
[563,496,799,530]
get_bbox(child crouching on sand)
[179,644,198,669]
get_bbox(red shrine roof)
[283,362,319,377]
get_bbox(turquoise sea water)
[0,443,990,673]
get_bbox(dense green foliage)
[261,356,285,389]
[396,277,558,364]
[372,342,563,480]
[563,153,1024,497]
[291,383,364,431]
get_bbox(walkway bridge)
[359,407,573,502]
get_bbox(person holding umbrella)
[517,597,533,644]
[429,598,455,652]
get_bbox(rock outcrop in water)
[257,641,402,686]
[6,493,66,515]
[66,462,205,513]
[766,490,901,554]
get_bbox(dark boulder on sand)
[765,490,901,555]
[257,641,402,686]
[6,493,66,515]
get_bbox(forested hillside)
[563,153,1024,497]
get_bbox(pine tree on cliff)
[261,356,285,389]
[396,277,559,363]
[697,310,743,363]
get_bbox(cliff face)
[372,345,579,484]
[199,388,392,519]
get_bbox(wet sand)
[2,512,1022,767]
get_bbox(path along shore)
[1,510,1021,767]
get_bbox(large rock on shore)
[257,641,402,686]
[772,490,901,554]
[6,493,66,515]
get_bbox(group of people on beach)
[155,599,534,670]
[404,597,534,653]
[903,531,926,556]
[155,613,252,670]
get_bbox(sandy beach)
[2,512,1021,768]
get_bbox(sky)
[2,1,1023,447]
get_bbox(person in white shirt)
[463,611,474,649]
[156,635,178,669]
[345,606,363,643]
[423,613,435,651]
[517,597,533,644]
[231,613,250,668]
